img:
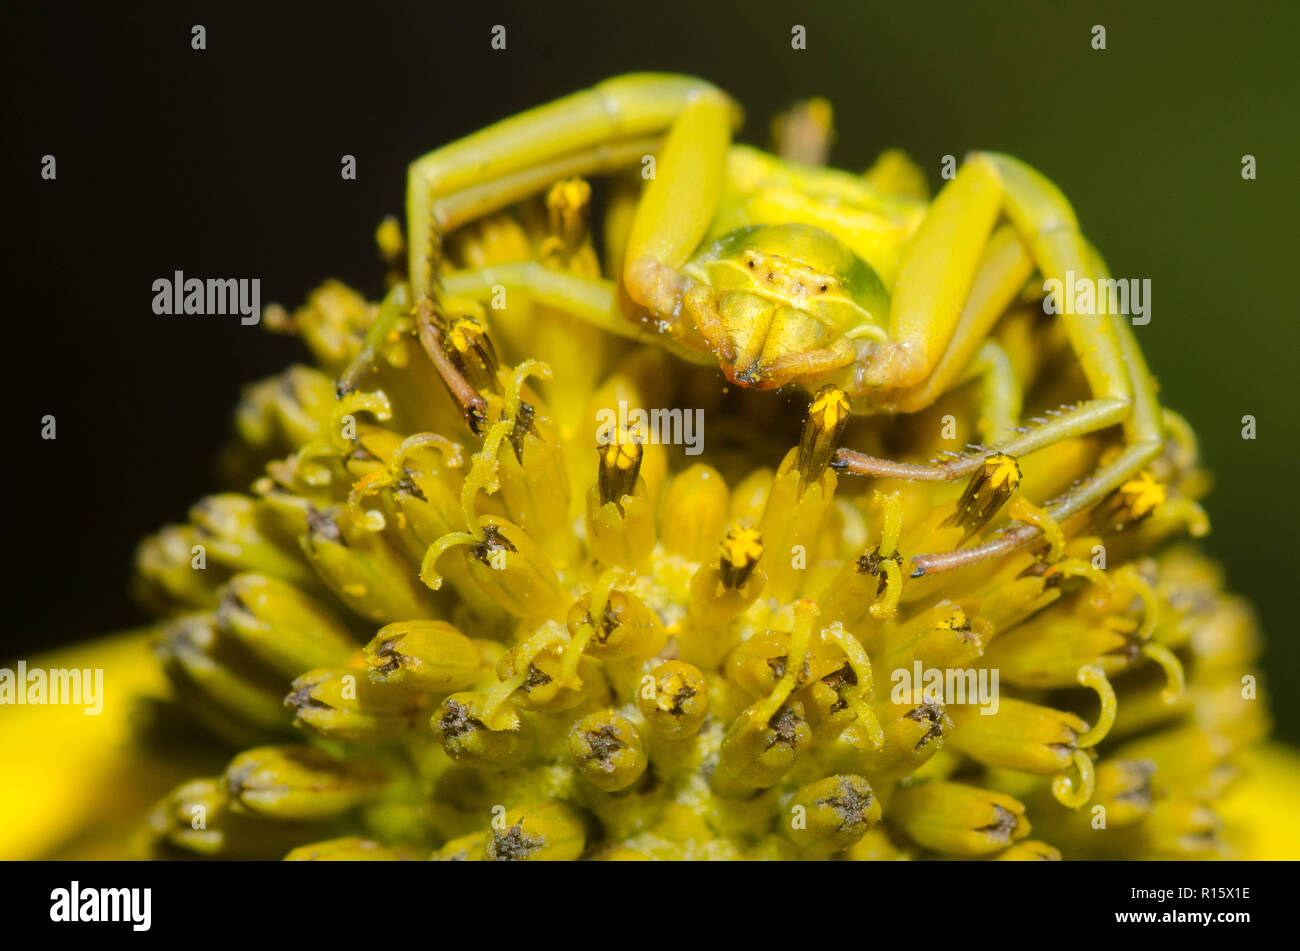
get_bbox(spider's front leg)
[622,93,868,391]
[620,89,734,348]
[909,302,1164,576]
[834,154,1164,574]
[340,75,729,432]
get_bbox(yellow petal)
[0,629,198,859]
[1219,743,1300,860]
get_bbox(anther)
[719,526,764,589]
[597,440,643,509]
[1090,471,1166,535]
[796,385,851,493]
[442,311,501,396]
[942,452,1021,542]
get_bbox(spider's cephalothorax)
[383,74,1168,577]
[679,222,890,389]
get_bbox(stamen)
[1051,557,1112,591]
[542,179,592,262]
[820,622,884,749]
[1051,748,1097,808]
[1141,642,1187,704]
[587,567,623,628]
[796,385,851,493]
[459,419,514,533]
[391,432,464,473]
[480,627,566,730]
[418,532,480,591]
[504,360,552,419]
[1075,664,1117,748]
[876,490,903,556]
[861,493,905,619]
[1113,565,1160,642]
[294,442,343,487]
[559,568,623,687]
[332,391,393,448]
[347,471,393,531]
[502,360,552,463]
[868,557,903,620]
[750,600,817,728]
[1008,497,1064,562]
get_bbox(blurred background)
[6,0,1298,739]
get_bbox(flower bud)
[223,745,389,821]
[217,573,356,678]
[719,700,812,788]
[891,781,1030,856]
[151,778,327,859]
[154,613,291,736]
[284,837,418,861]
[134,525,227,613]
[483,800,587,861]
[995,840,1061,861]
[286,667,429,742]
[783,774,880,853]
[301,506,439,623]
[566,588,666,661]
[190,494,314,586]
[637,661,710,739]
[569,710,647,791]
[432,692,531,769]
[659,464,730,563]
[363,620,483,692]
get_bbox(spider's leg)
[835,153,1163,574]
[834,397,1132,481]
[836,156,1140,482]
[900,153,1163,574]
[439,264,711,367]
[621,90,734,344]
[410,133,663,434]
[391,75,731,430]
[854,156,1004,392]
[912,316,1163,576]
[757,338,858,388]
[872,225,1033,417]
[963,338,1021,446]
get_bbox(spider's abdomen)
[710,145,927,286]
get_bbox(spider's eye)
[819,284,828,292]
[747,260,755,269]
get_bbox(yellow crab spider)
[395,73,1165,577]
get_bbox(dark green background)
[8,1,1298,738]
